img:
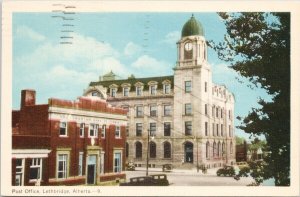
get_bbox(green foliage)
[235,136,246,145]
[237,161,271,185]
[211,12,290,186]
[248,137,267,151]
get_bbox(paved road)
[125,167,255,186]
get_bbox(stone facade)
[84,16,236,169]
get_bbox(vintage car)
[149,174,169,186]
[125,162,135,171]
[120,174,169,186]
[162,164,173,172]
[216,166,236,177]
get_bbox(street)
[125,167,255,186]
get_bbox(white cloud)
[13,32,131,104]
[131,55,171,76]
[124,42,142,56]
[15,25,45,41]
[163,31,180,44]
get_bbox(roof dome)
[181,15,204,37]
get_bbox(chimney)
[21,89,36,108]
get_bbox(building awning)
[12,149,51,159]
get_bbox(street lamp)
[146,129,154,176]
[146,129,150,176]
[194,136,199,173]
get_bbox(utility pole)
[146,129,150,176]
[197,138,199,173]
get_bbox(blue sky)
[12,12,271,140]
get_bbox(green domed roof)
[181,15,204,37]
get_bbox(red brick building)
[12,89,127,186]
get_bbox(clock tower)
[176,14,208,68]
[173,15,213,164]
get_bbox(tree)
[211,12,290,186]
[235,136,246,145]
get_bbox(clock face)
[185,42,193,51]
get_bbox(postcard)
[1,0,299,196]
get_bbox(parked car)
[149,174,169,186]
[162,164,172,172]
[216,166,235,177]
[126,162,135,171]
[120,174,169,186]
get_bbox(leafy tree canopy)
[210,12,290,186]
[235,136,246,145]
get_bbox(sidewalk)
[134,167,219,175]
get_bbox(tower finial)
[192,13,194,17]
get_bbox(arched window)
[163,142,171,158]
[126,142,129,158]
[150,141,156,158]
[218,142,221,157]
[230,141,233,154]
[135,142,142,158]
[222,142,225,157]
[206,141,210,159]
[213,142,216,158]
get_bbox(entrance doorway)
[87,155,97,184]
[184,142,193,163]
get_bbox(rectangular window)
[136,123,142,136]
[205,104,208,115]
[221,109,223,118]
[185,121,192,136]
[122,105,130,116]
[59,122,67,136]
[212,106,215,117]
[115,126,121,138]
[221,124,224,136]
[101,125,106,138]
[57,154,67,179]
[205,122,208,136]
[78,152,83,176]
[185,81,192,93]
[30,158,42,180]
[164,105,172,116]
[205,82,207,92]
[89,124,98,138]
[185,103,192,115]
[150,85,156,95]
[79,123,84,137]
[216,124,219,136]
[114,153,121,173]
[136,105,143,117]
[163,84,171,94]
[111,88,116,97]
[136,86,142,96]
[229,110,231,119]
[150,105,157,117]
[126,125,129,137]
[15,159,24,186]
[229,125,231,137]
[123,87,129,97]
[150,122,156,136]
[216,107,219,118]
[212,123,215,136]
[164,122,171,136]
